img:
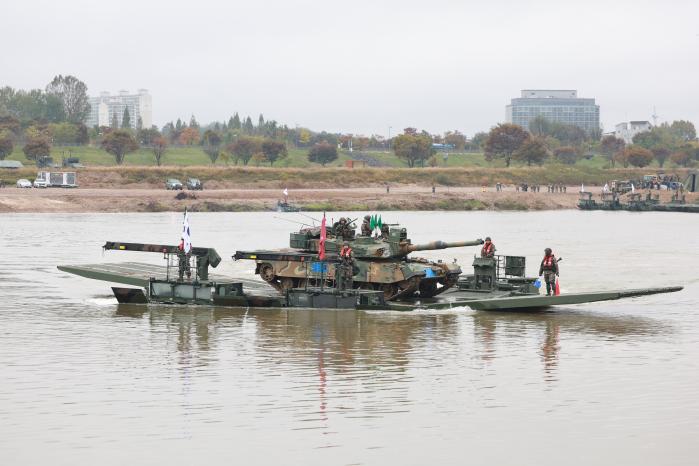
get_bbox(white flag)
[631,183,635,193]
[283,188,288,196]
[580,183,584,192]
[603,183,609,192]
[181,210,192,254]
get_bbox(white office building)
[85,89,152,129]
[506,89,600,134]
[614,121,652,144]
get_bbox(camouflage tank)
[234,222,483,300]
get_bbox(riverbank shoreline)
[2,185,692,213]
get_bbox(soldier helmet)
[545,248,552,254]
[339,217,346,223]
[364,215,371,220]
[485,236,491,242]
[344,241,350,246]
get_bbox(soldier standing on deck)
[360,215,372,236]
[538,248,559,296]
[481,237,496,258]
[177,239,191,281]
[338,241,354,290]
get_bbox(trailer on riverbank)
[34,171,78,188]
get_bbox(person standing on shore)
[538,248,559,296]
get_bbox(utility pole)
[388,126,392,151]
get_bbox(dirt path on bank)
[0,186,693,213]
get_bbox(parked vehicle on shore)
[165,179,183,190]
[16,179,32,188]
[186,178,203,190]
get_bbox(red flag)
[554,280,560,296]
[319,213,327,260]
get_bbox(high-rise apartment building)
[85,89,152,129]
[506,90,600,134]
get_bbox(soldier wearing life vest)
[338,242,354,290]
[481,237,496,258]
[538,248,559,296]
[340,242,353,263]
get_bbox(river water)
[1,211,698,465]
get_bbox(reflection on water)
[116,305,669,384]
[1,212,698,465]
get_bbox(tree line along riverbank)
[1,165,685,190]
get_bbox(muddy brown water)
[1,211,698,465]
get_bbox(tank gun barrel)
[403,239,484,254]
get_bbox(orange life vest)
[340,246,353,258]
[542,255,555,268]
[482,243,493,255]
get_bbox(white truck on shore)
[33,171,78,188]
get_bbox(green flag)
[378,215,382,229]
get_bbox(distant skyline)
[2,0,698,137]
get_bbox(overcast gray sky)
[2,0,698,136]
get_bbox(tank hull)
[235,250,460,300]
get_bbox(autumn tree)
[178,127,200,145]
[23,137,51,161]
[554,146,578,165]
[484,123,529,167]
[101,130,139,164]
[45,75,90,123]
[600,135,625,167]
[137,127,161,146]
[669,120,696,141]
[261,140,288,166]
[201,130,222,164]
[392,132,433,168]
[443,130,466,151]
[513,138,549,166]
[470,132,488,149]
[251,152,267,166]
[49,122,79,145]
[0,116,22,136]
[651,147,671,168]
[670,150,691,167]
[0,131,13,160]
[624,146,653,168]
[227,137,261,165]
[151,136,168,166]
[307,141,338,166]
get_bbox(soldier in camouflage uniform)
[177,240,192,281]
[538,248,559,296]
[380,224,390,239]
[360,215,372,236]
[333,217,349,238]
[338,241,354,290]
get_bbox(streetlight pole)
[388,126,392,152]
